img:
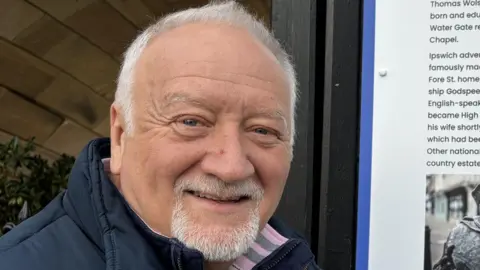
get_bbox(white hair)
[115,0,298,144]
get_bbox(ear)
[110,103,126,175]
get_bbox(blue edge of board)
[356,0,375,269]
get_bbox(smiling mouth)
[185,190,250,203]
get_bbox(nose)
[200,127,255,182]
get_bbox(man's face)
[110,23,292,262]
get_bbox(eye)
[249,126,281,146]
[176,116,211,130]
[254,127,270,135]
[174,116,210,139]
[182,119,200,127]
[251,126,280,138]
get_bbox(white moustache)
[174,175,264,201]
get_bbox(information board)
[357,0,480,269]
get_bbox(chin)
[171,202,260,262]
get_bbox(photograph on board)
[425,174,480,270]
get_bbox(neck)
[109,173,121,189]
[204,261,233,270]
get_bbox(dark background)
[271,0,363,269]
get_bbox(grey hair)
[115,0,298,145]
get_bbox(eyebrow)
[158,91,289,127]
[251,108,288,124]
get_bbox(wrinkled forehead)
[133,22,291,110]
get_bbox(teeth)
[193,191,241,201]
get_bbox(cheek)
[135,137,207,193]
[256,148,290,187]
[119,137,171,200]
[120,141,157,194]
[253,149,290,216]
[120,136,207,233]
[124,126,208,190]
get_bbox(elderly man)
[0,1,319,269]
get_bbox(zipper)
[262,241,301,270]
[177,255,183,270]
[170,238,184,270]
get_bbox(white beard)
[171,198,260,261]
[170,175,264,262]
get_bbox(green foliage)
[0,137,75,235]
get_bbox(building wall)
[433,194,448,221]
[1,0,271,159]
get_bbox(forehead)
[142,22,284,73]
[133,22,290,110]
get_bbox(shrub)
[0,137,75,235]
